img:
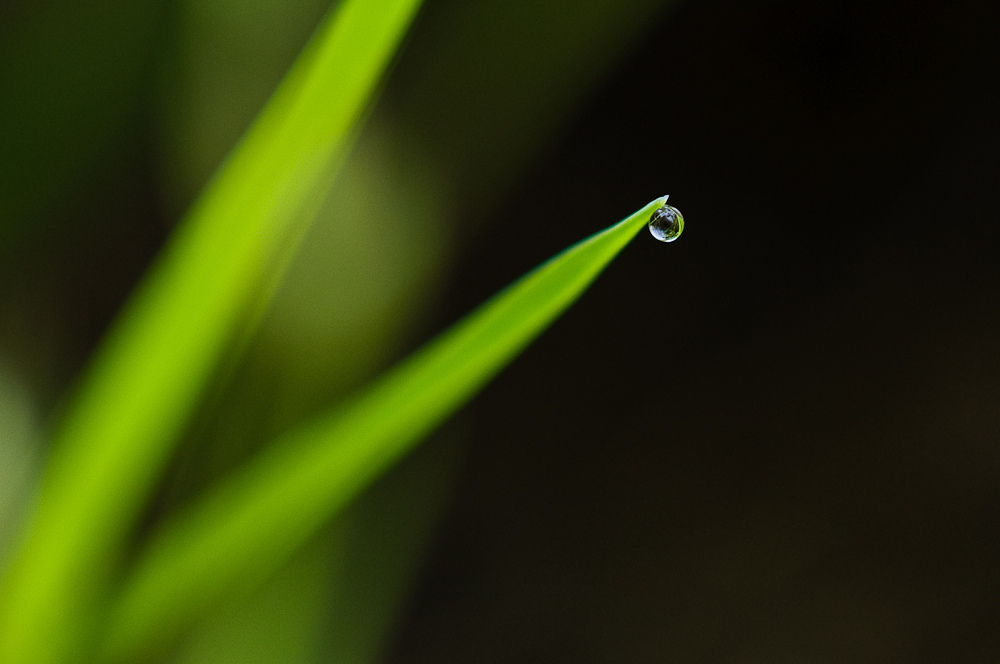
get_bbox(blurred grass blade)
[101,197,667,662]
[0,0,424,662]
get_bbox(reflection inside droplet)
[648,204,684,242]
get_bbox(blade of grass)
[168,432,461,664]
[99,197,669,662]
[0,1,424,662]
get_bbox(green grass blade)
[99,197,668,662]
[0,1,424,662]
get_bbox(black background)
[388,0,1000,661]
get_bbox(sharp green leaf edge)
[0,0,424,662]
[99,196,669,662]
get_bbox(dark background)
[388,0,1000,662]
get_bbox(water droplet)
[648,204,684,242]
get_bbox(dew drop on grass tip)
[648,197,684,243]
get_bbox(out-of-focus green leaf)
[0,0,425,662]
[100,197,668,662]
[157,0,335,211]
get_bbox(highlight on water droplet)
[648,198,684,242]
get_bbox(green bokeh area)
[0,0,674,662]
